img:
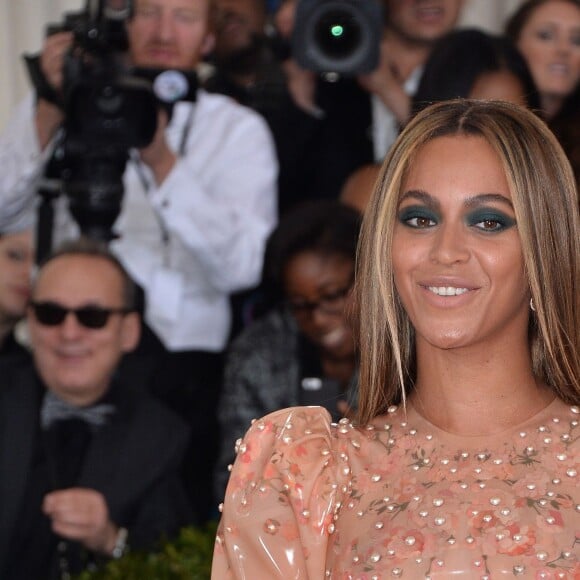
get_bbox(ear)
[201,31,216,57]
[120,312,141,353]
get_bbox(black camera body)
[292,0,383,75]
[26,0,197,251]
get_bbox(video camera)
[292,0,383,75]
[24,0,197,257]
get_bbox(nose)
[58,312,85,339]
[555,35,571,55]
[155,10,175,41]
[429,222,470,265]
[19,259,33,282]
[308,305,342,333]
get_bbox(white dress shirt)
[371,66,423,162]
[0,90,278,351]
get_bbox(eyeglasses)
[286,283,352,317]
[30,301,131,330]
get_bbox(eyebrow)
[399,190,514,210]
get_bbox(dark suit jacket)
[0,357,191,576]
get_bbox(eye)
[469,211,516,232]
[406,216,436,228]
[398,206,438,229]
[5,248,27,262]
[474,219,504,231]
[174,10,200,24]
[536,29,554,41]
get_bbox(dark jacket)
[0,358,191,578]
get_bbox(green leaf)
[76,522,218,580]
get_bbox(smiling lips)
[416,6,444,22]
[146,45,178,63]
[56,348,90,362]
[547,62,573,78]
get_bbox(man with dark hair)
[206,0,272,95]
[203,0,307,216]
[0,240,191,579]
[361,0,466,159]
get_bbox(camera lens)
[314,9,361,60]
[97,85,124,115]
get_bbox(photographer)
[0,0,278,522]
[278,0,466,163]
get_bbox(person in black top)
[0,239,191,579]
[215,201,361,501]
[204,0,374,214]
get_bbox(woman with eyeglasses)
[212,100,579,578]
[214,200,361,503]
[0,227,34,356]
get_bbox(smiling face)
[392,135,530,352]
[28,255,140,406]
[516,0,580,108]
[385,0,464,45]
[283,251,356,359]
[127,0,215,69]
[0,230,33,324]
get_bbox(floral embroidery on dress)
[213,402,580,579]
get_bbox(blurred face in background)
[213,0,267,59]
[127,0,215,69]
[516,0,580,108]
[469,70,530,107]
[385,0,465,45]
[28,255,140,406]
[0,231,33,324]
[284,251,356,360]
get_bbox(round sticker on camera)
[153,70,189,103]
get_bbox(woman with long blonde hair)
[212,100,579,578]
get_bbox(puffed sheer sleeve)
[212,407,347,578]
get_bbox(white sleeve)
[0,94,52,230]
[146,100,278,293]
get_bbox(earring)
[530,298,536,312]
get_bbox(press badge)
[149,267,184,322]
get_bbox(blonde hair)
[356,99,580,424]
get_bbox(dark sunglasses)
[30,301,131,329]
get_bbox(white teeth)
[428,286,469,296]
[320,327,348,348]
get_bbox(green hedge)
[77,522,217,580]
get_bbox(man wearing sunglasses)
[0,240,191,579]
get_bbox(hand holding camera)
[40,31,74,95]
